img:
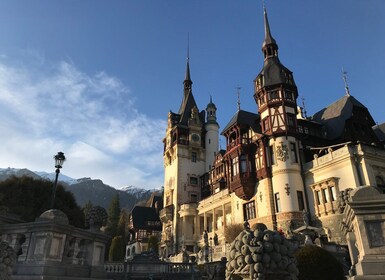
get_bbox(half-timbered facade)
[160,7,385,259]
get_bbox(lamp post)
[50,152,66,209]
[209,237,213,262]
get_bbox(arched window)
[375,176,385,194]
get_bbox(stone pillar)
[204,212,207,232]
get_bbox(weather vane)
[342,67,350,96]
[301,95,308,118]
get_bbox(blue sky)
[0,1,384,190]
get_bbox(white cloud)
[0,55,166,189]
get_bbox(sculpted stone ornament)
[0,241,16,280]
[276,143,288,162]
[226,223,299,280]
[86,206,108,230]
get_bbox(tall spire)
[183,33,192,93]
[236,86,241,111]
[262,8,278,59]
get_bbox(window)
[330,186,337,201]
[322,188,329,203]
[311,177,340,217]
[268,90,280,101]
[190,176,198,185]
[284,90,293,101]
[255,147,264,170]
[275,193,281,212]
[304,127,309,134]
[190,193,198,203]
[240,155,247,173]
[231,157,239,177]
[287,114,295,127]
[244,201,256,220]
[297,191,305,211]
[316,191,321,205]
[191,151,197,162]
[298,125,303,133]
[290,142,298,163]
[263,118,270,132]
[270,145,276,165]
[376,176,385,194]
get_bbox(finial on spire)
[184,33,191,83]
[342,67,350,96]
[210,95,213,104]
[187,32,190,61]
[261,4,278,59]
[236,86,241,111]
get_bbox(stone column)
[204,212,207,232]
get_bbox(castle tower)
[160,55,206,255]
[205,96,219,172]
[254,9,306,229]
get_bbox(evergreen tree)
[106,194,121,237]
[148,235,159,254]
[108,236,125,261]
[117,209,129,240]
[82,200,93,228]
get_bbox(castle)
[159,8,385,258]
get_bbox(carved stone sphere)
[39,209,69,225]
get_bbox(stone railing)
[199,188,230,208]
[104,262,125,273]
[304,144,350,170]
[105,260,200,279]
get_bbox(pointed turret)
[262,8,278,58]
[183,54,192,95]
[255,7,296,91]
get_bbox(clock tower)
[160,55,207,255]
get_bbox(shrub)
[295,245,345,280]
[224,223,244,243]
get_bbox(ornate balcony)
[159,205,174,223]
[230,173,256,200]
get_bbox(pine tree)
[82,200,93,228]
[106,194,121,237]
[117,209,129,240]
[108,236,125,261]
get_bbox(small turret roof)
[221,110,261,135]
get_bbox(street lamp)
[50,152,66,209]
[209,237,213,262]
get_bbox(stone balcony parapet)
[159,204,174,223]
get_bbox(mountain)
[0,168,156,211]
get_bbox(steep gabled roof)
[311,95,372,140]
[131,206,161,231]
[221,110,261,135]
[177,90,199,126]
[373,122,385,142]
